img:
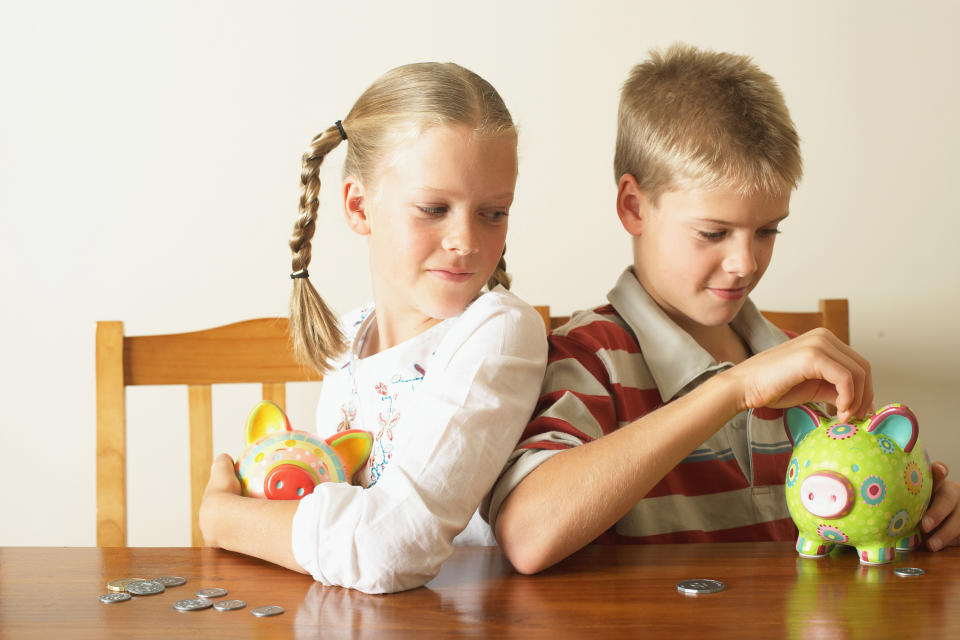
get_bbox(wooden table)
[2,543,958,637]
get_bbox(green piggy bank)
[784,403,932,564]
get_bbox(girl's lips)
[429,269,474,283]
[708,287,747,301]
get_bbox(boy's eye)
[757,227,782,238]
[697,230,726,241]
[482,210,509,221]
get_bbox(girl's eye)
[417,205,447,215]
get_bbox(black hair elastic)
[334,120,347,141]
[290,269,310,279]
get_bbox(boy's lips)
[428,269,475,283]
[707,286,748,300]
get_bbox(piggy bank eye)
[800,472,854,519]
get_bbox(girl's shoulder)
[437,287,547,359]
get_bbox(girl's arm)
[495,328,873,575]
[199,454,305,573]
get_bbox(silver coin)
[196,587,228,599]
[676,579,726,595]
[213,599,247,611]
[153,576,186,587]
[894,567,926,577]
[126,580,165,596]
[174,598,214,611]
[100,592,132,604]
[251,605,285,617]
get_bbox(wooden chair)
[535,299,849,345]
[97,300,846,547]
[95,318,320,547]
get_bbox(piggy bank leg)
[856,544,897,565]
[896,531,922,551]
[796,535,834,558]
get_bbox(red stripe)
[752,451,792,486]
[518,441,571,451]
[752,406,784,421]
[565,320,643,355]
[645,459,750,498]
[610,384,662,422]
[599,518,798,544]
[546,336,610,387]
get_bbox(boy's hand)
[198,453,242,546]
[921,462,960,551]
[725,328,873,422]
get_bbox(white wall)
[2,0,958,546]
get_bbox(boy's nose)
[441,216,479,255]
[722,242,758,277]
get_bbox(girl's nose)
[441,216,479,255]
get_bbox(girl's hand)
[198,453,241,547]
[724,328,873,423]
[921,462,960,551]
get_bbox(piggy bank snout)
[799,472,854,519]
[264,464,318,500]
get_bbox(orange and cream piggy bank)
[235,401,373,499]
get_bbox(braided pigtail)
[289,125,348,374]
[486,247,511,290]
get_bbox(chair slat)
[188,385,213,547]
[261,383,286,410]
[124,318,320,386]
[96,321,127,547]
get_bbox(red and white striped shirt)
[486,268,798,543]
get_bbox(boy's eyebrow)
[696,213,790,225]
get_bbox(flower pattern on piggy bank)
[783,403,932,565]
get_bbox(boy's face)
[625,185,789,338]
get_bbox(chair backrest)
[535,299,849,345]
[95,318,319,547]
[98,299,846,547]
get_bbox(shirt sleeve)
[483,315,628,528]
[290,291,547,593]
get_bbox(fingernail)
[923,517,933,531]
[928,537,943,552]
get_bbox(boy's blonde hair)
[614,44,802,202]
[290,62,516,374]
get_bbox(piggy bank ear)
[866,404,919,453]
[244,400,292,447]
[784,404,825,446]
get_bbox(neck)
[361,307,443,357]
[686,322,750,364]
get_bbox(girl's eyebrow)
[414,187,516,201]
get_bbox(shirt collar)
[606,267,787,402]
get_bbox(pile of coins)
[98,576,284,617]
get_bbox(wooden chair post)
[820,299,850,345]
[188,385,213,547]
[96,321,127,547]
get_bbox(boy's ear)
[343,176,371,235]
[616,174,650,236]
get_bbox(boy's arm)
[496,328,872,575]
[199,453,306,573]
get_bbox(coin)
[894,567,926,577]
[99,592,132,604]
[174,598,214,611]
[213,599,247,611]
[196,587,228,599]
[107,578,147,592]
[251,605,285,617]
[126,580,165,596]
[676,579,726,595]
[153,576,187,587]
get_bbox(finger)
[926,504,960,552]
[932,462,949,482]
[922,478,960,534]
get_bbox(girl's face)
[347,123,517,334]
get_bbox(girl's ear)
[343,176,371,235]
[616,174,650,236]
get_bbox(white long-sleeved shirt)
[291,287,547,593]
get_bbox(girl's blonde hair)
[614,43,803,203]
[290,62,516,374]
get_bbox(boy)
[485,44,960,574]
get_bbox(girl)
[199,62,548,594]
